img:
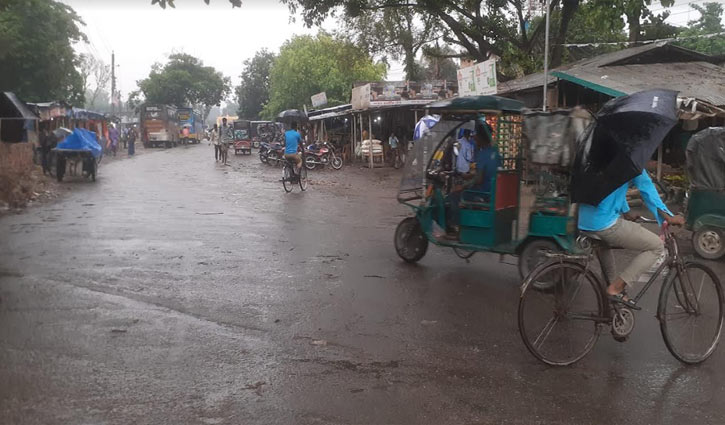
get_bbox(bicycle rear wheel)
[298,165,308,191]
[518,260,604,366]
[659,262,724,364]
[282,165,293,193]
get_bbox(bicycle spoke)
[533,315,559,349]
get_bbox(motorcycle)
[304,142,343,170]
[263,143,285,166]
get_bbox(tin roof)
[498,42,725,106]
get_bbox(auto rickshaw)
[394,96,577,276]
[685,127,725,260]
[233,120,252,155]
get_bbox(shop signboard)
[457,58,497,96]
[311,92,328,108]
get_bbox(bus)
[177,107,203,144]
[140,104,179,148]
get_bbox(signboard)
[351,84,371,110]
[351,81,457,109]
[457,58,497,96]
[311,92,328,108]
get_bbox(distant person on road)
[128,127,136,156]
[211,123,220,161]
[109,124,119,156]
[284,121,303,172]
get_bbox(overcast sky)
[61,0,711,103]
[61,0,404,102]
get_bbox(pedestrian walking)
[211,123,220,161]
[128,127,136,156]
[109,124,119,157]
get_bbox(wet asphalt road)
[1,144,725,424]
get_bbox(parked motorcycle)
[259,142,284,166]
[304,142,343,170]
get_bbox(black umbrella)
[571,89,678,205]
[276,109,308,124]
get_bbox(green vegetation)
[137,53,231,117]
[0,0,86,104]
[261,33,386,118]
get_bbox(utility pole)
[542,0,551,111]
[111,51,116,116]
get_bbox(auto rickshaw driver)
[446,121,500,238]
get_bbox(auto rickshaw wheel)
[394,217,428,263]
[693,227,725,260]
[518,239,561,280]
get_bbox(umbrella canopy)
[413,114,441,140]
[571,89,678,205]
[53,127,72,140]
[276,109,308,124]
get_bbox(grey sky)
[61,0,713,104]
[61,0,399,102]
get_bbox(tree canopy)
[676,2,725,56]
[235,49,276,120]
[0,0,86,104]
[138,53,230,115]
[262,33,386,118]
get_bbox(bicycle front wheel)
[659,262,724,364]
[519,260,604,366]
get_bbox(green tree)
[341,6,438,80]
[138,53,231,117]
[262,33,386,118]
[421,43,459,81]
[0,0,86,104]
[78,53,112,110]
[676,3,725,56]
[235,49,276,120]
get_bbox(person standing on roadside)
[128,127,136,156]
[211,123,220,161]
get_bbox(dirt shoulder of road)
[0,143,151,217]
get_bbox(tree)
[79,54,112,109]
[235,49,276,120]
[0,0,86,104]
[421,43,459,81]
[138,53,231,116]
[676,2,725,56]
[126,90,144,113]
[341,6,439,80]
[262,33,386,118]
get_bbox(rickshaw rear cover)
[686,127,725,191]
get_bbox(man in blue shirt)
[447,123,500,237]
[579,169,684,309]
[455,129,475,174]
[284,121,303,172]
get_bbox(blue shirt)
[456,137,475,173]
[474,146,501,193]
[284,130,302,154]
[578,169,673,231]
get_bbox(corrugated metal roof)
[497,42,725,106]
[556,61,725,106]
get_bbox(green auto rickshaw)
[686,127,725,260]
[394,95,580,277]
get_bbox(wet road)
[2,144,725,424]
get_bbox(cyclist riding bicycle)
[284,122,303,173]
[579,169,685,310]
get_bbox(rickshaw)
[394,96,577,276]
[233,120,252,155]
[685,127,725,260]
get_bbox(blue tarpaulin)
[56,128,102,158]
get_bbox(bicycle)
[518,217,724,366]
[282,157,307,193]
